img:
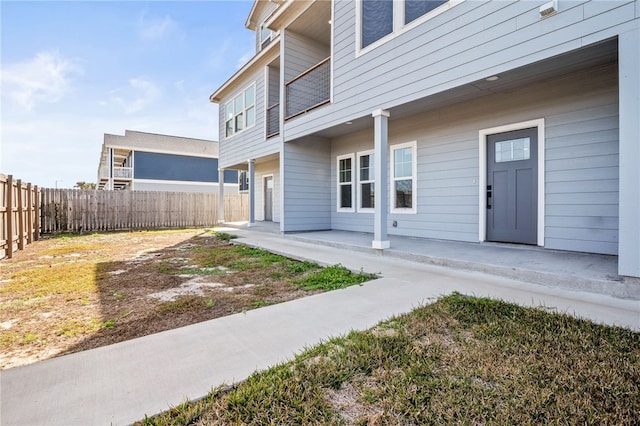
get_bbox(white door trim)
[263,173,274,221]
[478,119,545,246]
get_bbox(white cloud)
[1,51,83,111]
[109,77,161,114]
[138,13,176,41]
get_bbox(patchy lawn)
[0,229,375,370]
[138,293,640,425]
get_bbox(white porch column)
[618,29,640,278]
[217,168,225,224]
[372,109,390,249]
[248,159,256,227]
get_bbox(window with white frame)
[337,154,355,211]
[361,0,393,49]
[405,0,447,24]
[225,84,256,138]
[359,0,453,51]
[358,151,375,211]
[391,142,417,212]
[260,23,273,49]
[238,171,249,192]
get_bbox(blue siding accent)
[134,152,218,182]
[224,169,239,183]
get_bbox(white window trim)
[478,119,545,246]
[259,23,273,50]
[390,141,417,214]
[238,170,249,193]
[355,0,465,57]
[337,153,355,213]
[357,149,375,213]
[224,83,256,139]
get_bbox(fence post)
[6,175,14,258]
[34,186,40,241]
[17,179,24,250]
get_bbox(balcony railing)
[113,167,133,179]
[266,103,280,138]
[285,57,330,120]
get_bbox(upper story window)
[405,0,447,24]
[225,84,256,138]
[260,23,273,50]
[359,0,454,53]
[362,0,393,49]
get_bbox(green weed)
[294,265,377,291]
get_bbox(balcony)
[113,167,133,179]
[285,57,330,120]
[267,103,280,138]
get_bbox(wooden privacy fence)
[1,174,40,259]
[40,189,249,234]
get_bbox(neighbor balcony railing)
[112,167,133,179]
[266,103,280,138]
[285,57,330,120]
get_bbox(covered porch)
[221,220,638,300]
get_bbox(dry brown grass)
[139,294,640,425]
[1,230,374,370]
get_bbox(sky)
[1,0,255,188]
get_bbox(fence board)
[38,189,248,234]
[1,174,40,259]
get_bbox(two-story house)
[210,0,640,280]
[97,130,239,192]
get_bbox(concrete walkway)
[1,228,638,425]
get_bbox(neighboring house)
[209,0,640,279]
[96,130,239,193]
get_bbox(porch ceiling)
[223,152,280,171]
[287,0,331,45]
[313,37,618,139]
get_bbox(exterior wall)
[254,2,278,53]
[283,30,330,82]
[218,68,280,168]
[134,180,238,194]
[285,0,637,140]
[134,152,219,182]
[254,159,280,222]
[116,131,219,156]
[282,137,332,231]
[329,63,619,255]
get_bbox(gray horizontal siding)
[282,137,331,231]
[323,62,618,254]
[285,0,635,140]
[254,160,280,222]
[218,69,280,168]
[283,31,329,82]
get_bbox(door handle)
[487,185,492,209]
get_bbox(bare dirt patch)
[0,229,324,370]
